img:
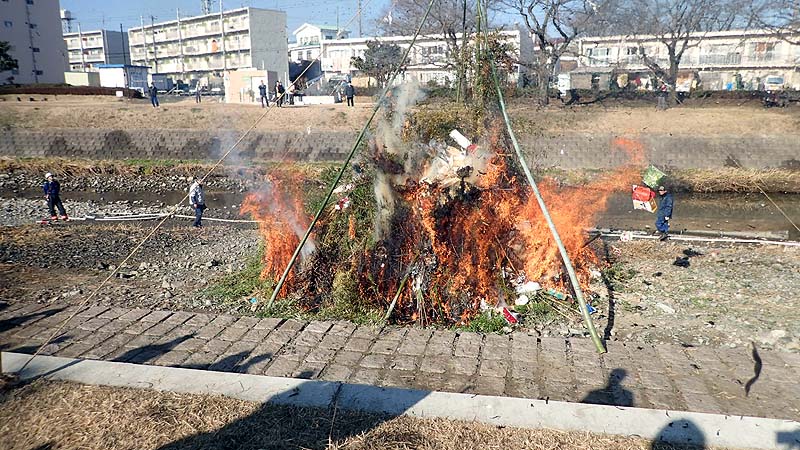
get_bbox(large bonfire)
[241,87,642,325]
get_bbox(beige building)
[0,0,67,84]
[63,29,129,72]
[320,29,534,86]
[576,29,800,90]
[127,7,288,84]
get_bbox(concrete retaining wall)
[1,128,798,169]
[0,129,357,162]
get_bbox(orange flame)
[240,175,312,296]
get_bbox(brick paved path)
[2,301,799,421]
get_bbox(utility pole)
[140,16,149,68]
[336,7,340,37]
[457,0,466,103]
[120,23,129,65]
[202,0,213,15]
[357,0,362,37]
[77,22,86,72]
[177,8,185,79]
[150,15,159,73]
[220,0,227,71]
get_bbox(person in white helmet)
[43,172,68,221]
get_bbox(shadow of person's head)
[608,368,627,386]
[651,419,706,449]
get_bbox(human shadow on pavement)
[0,306,66,334]
[777,428,800,449]
[581,368,634,407]
[154,380,431,450]
[650,419,706,449]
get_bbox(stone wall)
[1,128,798,169]
[0,129,357,162]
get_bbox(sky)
[60,0,390,39]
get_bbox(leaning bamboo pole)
[475,0,605,353]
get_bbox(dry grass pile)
[0,380,719,450]
[670,168,800,193]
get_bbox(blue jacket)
[43,180,60,197]
[657,192,673,218]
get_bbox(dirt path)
[4,94,799,136]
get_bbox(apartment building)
[63,29,129,72]
[576,29,800,90]
[289,23,350,62]
[0,0,67,84]
[320,29,534,86]
[127,7,287,84]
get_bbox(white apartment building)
[0,0,67,84]
[289,23,350,62]
[63,29,129,72]
[576,29,800,90]
[127,7,288,84]
[320,29,534,85]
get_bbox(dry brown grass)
[0,380,719,450]
[670,168,800,193]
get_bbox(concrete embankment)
[2,128,799,169]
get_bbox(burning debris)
[240,85,643,326]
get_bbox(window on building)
[27,0,34,4]
[29,23,37,29]
[306,50,312,60]
[3,21,12,28]
[32,47,40,52]
[35,70,43,75]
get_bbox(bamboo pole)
[266,0,438,309]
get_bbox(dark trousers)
[195,94,201,103]
[346,96,354,106]
[655,215,669,233]
[194,204,206,227]
[151,96,159,107]
[260,95,268,107]
[48,196,66,218]
[277,94,284,107]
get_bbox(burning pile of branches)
[240,86,642,326]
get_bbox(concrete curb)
[3,352,799,449]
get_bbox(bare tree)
[751,0,800,44]
[609,0,752,103]
[499,0,610,105]
[377,0,478,93]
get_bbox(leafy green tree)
[351,40,407,88]
[0,41,18,72]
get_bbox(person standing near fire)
[43,172,68,221]
[275,81,286,107]
[189,177,206,228]
[655,185,673,241]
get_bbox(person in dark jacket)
[258,81,268,108]
[149,83,159,108]
[189,178,206,228]
[43,172,68,221]
[275,81,286,107]
[655,185,673,241]
[344,82,355,107]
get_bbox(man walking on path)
[43,172,68,221]
[149,83,159,108]
[194,87,201,103]
[344,81,355,107]
[189,178,206,228]
[275,81,285,107]
[656,185,673,241]
[258,81,268,108]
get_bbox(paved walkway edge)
[3,352,799,450]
